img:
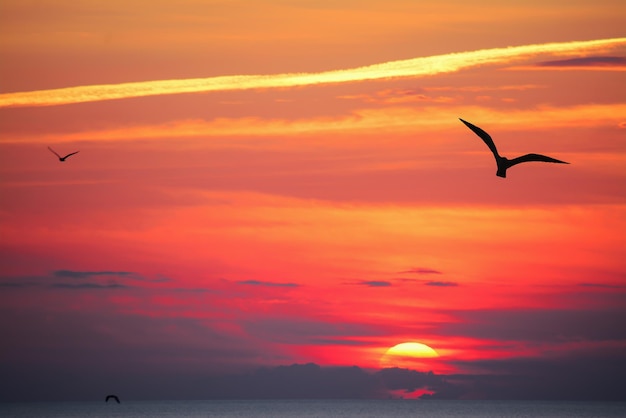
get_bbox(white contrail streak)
[0,37,624,108]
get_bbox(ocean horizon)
[2,399,626,418]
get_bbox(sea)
[1,400,625,418]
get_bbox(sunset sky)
[1,0,625,401]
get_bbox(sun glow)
[380,342,440,370]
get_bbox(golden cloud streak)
[1,37,624,108]
[8,103,625,145]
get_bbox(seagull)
[459,118,568,178]
[105,394,120,403]
[48,146,79,162]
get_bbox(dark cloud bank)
[536,56,626,67]
[53,270,136,279]
[200,353,626,401]
[2,359,625,402]
[236,280,299,287]
[355,280,392,287]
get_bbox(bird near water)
[48,146,79,162]
[105,394,120,403]
[459,118,568,178]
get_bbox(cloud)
[202,363,378,399]
[338,88,455,105]
[2,272,136,289]
[171,287,214,293]
[50,270,136,290]
[536,56,626,68]
[578,282,626,289]
[0,272,120,290]
[50,282,129,290]
[236,280,299,287]
[1,37,624,108]
[423,84,545,92]
[52,270,135,279]
[441,346,626,401]
[47,270,173,290]
[7,102,626,144]
[52,270,169,283]
[0,305,277,401]
[0,281,40,288]
[0,274,48,289]
[0,271,172,292]
[354,280,392,287]
[508,56,626,72]
[425,281,458,287]
[377,367,442,393]
[202,364,444,399]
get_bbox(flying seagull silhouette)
[105,394,120,403]
[48,146,79,162]
[459,118,568,178]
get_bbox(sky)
[0,0,625,402]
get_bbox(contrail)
[1,37,624,108]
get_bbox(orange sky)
[0,0,625,401]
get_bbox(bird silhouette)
[459,118,568,178]
[48,146,79,162]
[105,394,120,403]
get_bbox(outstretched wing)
[459,119,500,158]
[63,151,80,159]
[47,146,61,158]
[508,153,569,167]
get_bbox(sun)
[380,342,439,370]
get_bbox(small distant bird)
[48,146,79,162]
[105,394,120,404]
[459,118,568,178]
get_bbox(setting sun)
[380,342,440,370]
